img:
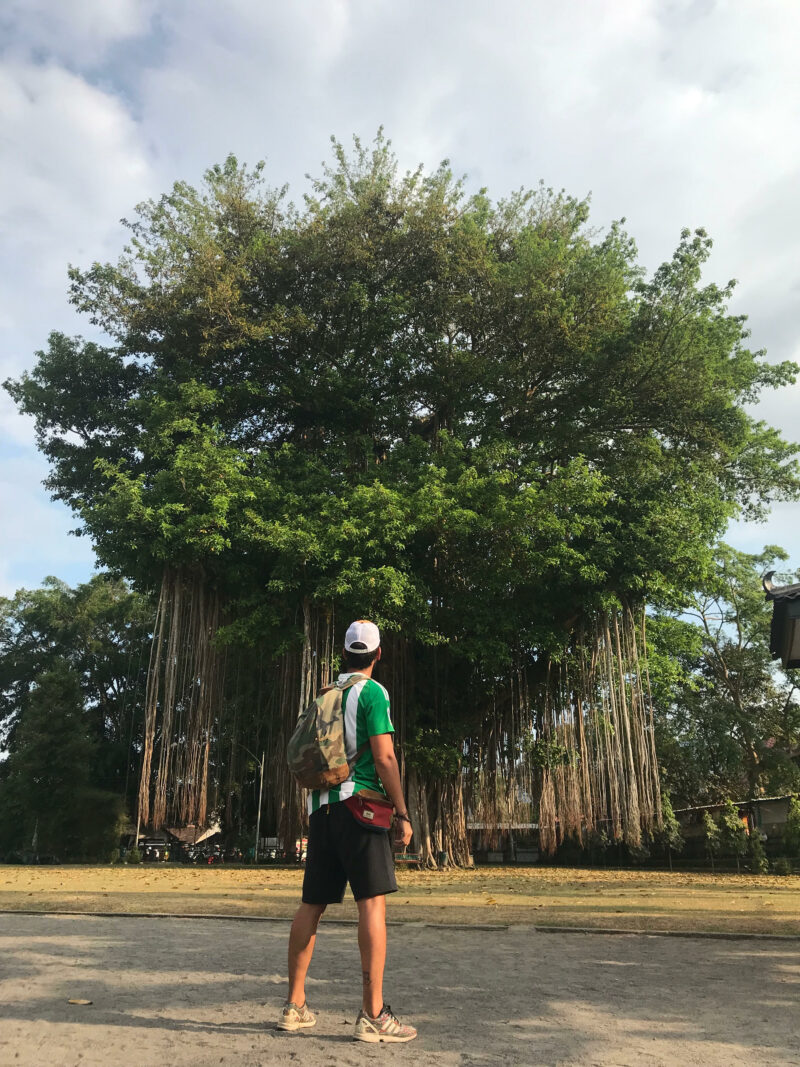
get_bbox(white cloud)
[1,0,799,593]
[0,395,34,448]
[0,61,151,270]
[0,60,154,391]
[0,57,156,593]
[1,0,157,65]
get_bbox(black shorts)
[302,801,398,905]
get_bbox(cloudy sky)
[1,0,798,596]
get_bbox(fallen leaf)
[68,999,92,1006]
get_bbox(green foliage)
[772,857,793,876]
[404,727,462,778]
[6,136,798,649]
[650,545,800,806]
[0,661,124,860]
[719,799,748,860]
[784,796,800,859]
[627,841,651,865]
[126,847,142,864]
[0,575,152,810]
[747,829,769,874]
[702,811,721,862]
[656,793,684,855]
[586,829,611,864]
[525,736,573,770]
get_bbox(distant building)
[466,821,539,863]
[674,795,795,840]
[763,573,800,669]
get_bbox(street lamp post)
[236,744,265,864]
[255,752,265,864]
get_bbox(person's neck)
[346,664,375,679]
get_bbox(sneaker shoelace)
[379,1004,401,1027]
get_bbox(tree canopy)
[8,137,798,627]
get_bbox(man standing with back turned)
[278,619,417,1043]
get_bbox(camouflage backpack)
[287,674,368,789]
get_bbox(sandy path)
[1,913,799,1066]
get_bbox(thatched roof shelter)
[165,822,221,846]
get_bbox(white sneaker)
[354,1003,417,1043]
[277,1001,316,1031]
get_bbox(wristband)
[394,812,411,823]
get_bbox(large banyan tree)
[7,135,798,863]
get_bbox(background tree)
[650,545,800,806]
[0,575,152,815]
[0,661,123,859]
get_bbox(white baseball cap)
[344,619,381,653]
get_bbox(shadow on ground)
[0,913,799,1066]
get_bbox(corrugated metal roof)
[673,795,796,814]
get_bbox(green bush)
[656,793,684,858]
[627,841,651,865]
[702,811,721,871]
[108,848,120,865]
[772,857,793,876]
[719,799,748,870]
[126,847,142,864]
[784,796,800,859]
[747,831,768,874]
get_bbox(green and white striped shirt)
[307,673,394,815]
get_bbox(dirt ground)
[1,912,799,1066]
[2,864,800,935]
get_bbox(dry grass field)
[2,864,800,935]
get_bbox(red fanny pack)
[343,794,393,832]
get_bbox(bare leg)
[287,902,325,1005]
[357,894,387,1017]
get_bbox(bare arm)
[370,732,413,847]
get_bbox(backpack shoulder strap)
[335,672,369,691]
[336,674,374,764]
